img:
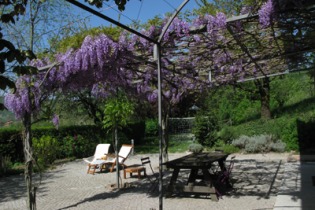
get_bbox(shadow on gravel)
[0,167,66,202]
[57,180,158,210]
[220,159,283,199]
[0,174,26,202]
[0,158,285,208]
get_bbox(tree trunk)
[256,77,271,120]
[23,112,36,210]
[114,126,120,189]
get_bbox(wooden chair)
[141,157,159,192]
[213,155,236,198]
[103,144,133,172]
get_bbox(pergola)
[55,1,315,210]
[8,1,315,210]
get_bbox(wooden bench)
[124,165,146,179]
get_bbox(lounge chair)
[83,143,111,174]
[103,144,133,172]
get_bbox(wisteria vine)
[5,1,279,124]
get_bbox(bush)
[232,134,286,153]
[145,119,158,137]
[60,134,96,159]
[188,143,204,153]
[231,135,250,148]
[277,119,298,151]
[193,114,219,147]
[213,140,240,154]
[218,126,238,144]
[231,117,300,152]
[33,135,59,166]
[60,135,76,158]
[270,141,286,152]
[244,134,273,153]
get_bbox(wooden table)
[163,152,229,201]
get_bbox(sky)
[72,0,201,28]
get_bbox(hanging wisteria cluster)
[258,0,275,28]
[4,1,280,122]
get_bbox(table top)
[163,152,229,169]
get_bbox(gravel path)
[0,152,290,210]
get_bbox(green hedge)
[0,122,145,163]
[0,128,24,163]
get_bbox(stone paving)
[273,162,315,210]
[0,152,310,210]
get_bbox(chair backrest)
[141,157,156,175]
[94,144,111,161]
[118,144,133,163]
[219,155,236,184]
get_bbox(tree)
[193,0,274,119]
[102,92,134,188]
[1,1,89,209]
[2,1,86,53]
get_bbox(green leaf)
[0,39,16,51]
[13,66,38,75]
[24,50,36,60]
[6,50,16,63]
[0,75,15,90]
[1,14,15,24]
[14,4,26,15]
[15,50,26,63]
[0,60,5,73]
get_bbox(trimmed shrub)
[232,134,286,153]
[231,135,250,148]
[270,141,286,153]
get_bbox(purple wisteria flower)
[258,0,275,28]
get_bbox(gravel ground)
[0,152,290,210]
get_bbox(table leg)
[187,169,198,186]
[202,169,218,201]
[166,168,179,197]
[218,159,227,172]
